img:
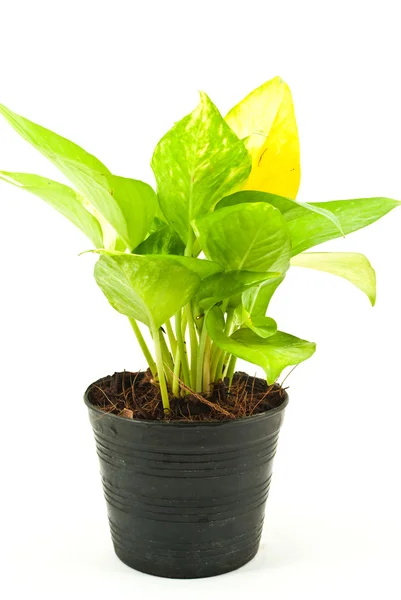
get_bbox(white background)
[0,1,400,598]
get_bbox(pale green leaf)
[0,104,131,246]
[93,252,201,328]
[197,270,281,309]
[291,252,377,306]
[108,175,157,250]
[243,275,286,316]
[135,224,185,255]
[216,190,344,235]
[288,198,400,255]
[243,314,278,338]
[217,191,400,256]
[151,92,251,243]
[154,255,223,279]
[206,306,316,383]
[193,202,291,273]
[0,171,103,247]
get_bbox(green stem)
[210,341,219,364]
[210,347,223,384]
[186,302,198,390]
[172,346,181,397]
[181,309,188,338]
[216,351,227,382]
[196,321,208,392]
[202,335,211,393]
[175,310,190,389]
[224,355,237,385]
[185,230,194,257]
[183,231,198,389]
[210,309,235,383]
[151,323,170,412]
[165,319,177,356]
[160,330,174,389]
[129,318,156,376]
[225,307,236,335]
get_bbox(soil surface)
[87,371,287,422]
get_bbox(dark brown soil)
[87,371,287,422]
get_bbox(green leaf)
[93,253,201,328]
[135,224,185,255]
[148,216,168,234]
[243,275,286,316]
[151,92,252,243]
[217,191,400,256]
[0,104,132,247]
[155,255,223,279]
[193,202,291,272]
[108,175,157,250]
[197,270,281,309]
[217,190,344,236]
[0,171,103,247]
[288,198,400,255]
[206,306,316,383]
[242,314,278,338]
[291,252,377,306]
[233,304,278,338]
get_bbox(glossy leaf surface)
[94,252,201,328]
[225,77,300,199]
[206,306,316,383]
[0,104,129,245]
[197,270,281,309]
[108,175,157,250]
[291,252,377,305]
[151,92,251,243]
[217,190,400,256]
[216,190,343,236]
[135,224,185,255]
[0,171,103,247]
[193,202,291,272]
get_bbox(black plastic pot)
[84,377,288,579]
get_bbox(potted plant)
[0,77,399,579]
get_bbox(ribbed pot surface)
[85,377,288,579]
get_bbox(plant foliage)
[1,77,400,412]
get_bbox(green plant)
[1,77,399,413]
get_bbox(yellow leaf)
[225,76,300,200]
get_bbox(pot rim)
[83,375,289,429]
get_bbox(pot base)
[113,539,260,579]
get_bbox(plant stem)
[151,323,170,412]
[196,320,208,392]
[165,319,177,356]
[159,330,174,389]
[225,307,236,335]
[185,230,194,258]
[210,346,223,384]
[186,303,198,389]
[224,355,237,385]
[184,231,197,389]
[210,341,219,364]
[181,309,188,338]
[172,346,181,397]
[210,309,236,383]
[175,310,190,389]
[128,318,156,376]
[202,335,211,393]
[216,350,227,382]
